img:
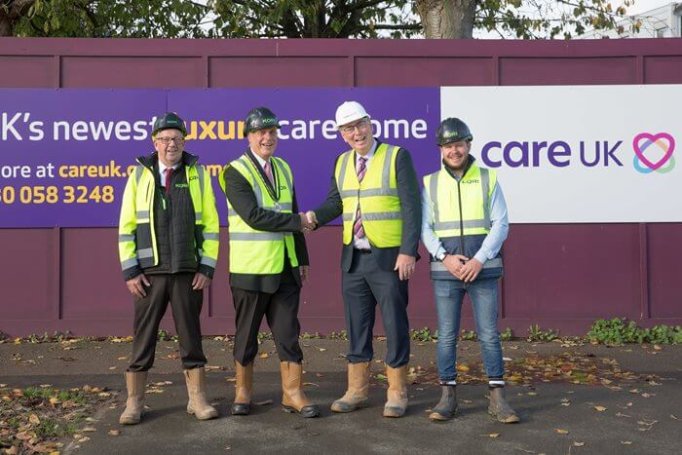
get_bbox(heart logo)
[632,132,675,171]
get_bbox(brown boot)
[119,371,147,425]
[184,367,219,420]
[331,362,370,413]
[383,365,408,418]
[280,361,320,418]
[488,387,520,423]
[231,362,253,416]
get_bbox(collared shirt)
[250,149,270,174]
[353,139,378,250]
[158,162,179,187]
[421,167,509,265]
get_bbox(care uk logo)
[632,132,676,174]
[480,132,677,174]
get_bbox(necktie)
[264,161,274,186]
[353,157,367,240]
[164,167,173,195]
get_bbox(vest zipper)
[456,178,465,255]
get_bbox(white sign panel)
[441,85,680,223]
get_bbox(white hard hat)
[335,101,371,129]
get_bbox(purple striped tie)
[353,157,367,240]
[264,161,274,185]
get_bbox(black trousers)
[128,273,207,372]
[231,268,303,365]
[342,250,410,368]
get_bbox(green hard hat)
[437,118,473,145]
[152,112,187,137]
[244,107,280,134]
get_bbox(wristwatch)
[437,252,447,261]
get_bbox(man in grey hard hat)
[118,112,220,424]
[422,117,519,423]
[308,101,421,418]
[219,107,319,418]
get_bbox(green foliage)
[157,329,178,342]
[328,330,348,341]
[22,331,73,343]
[475,0,638,39]
[527,324,559,342]
[460,329,477,341]
[410,326,436,342]
[4,0,635,39]
[257,331,273,343]
[300,331,322,339]
[499,327,514,341]
[587,318,682,345]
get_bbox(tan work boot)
[331,362,370,413]
[231,361,253,416]
[184,367,219,420]
[119,371,147,425]
[280,361,320,418]
[383,365,408,418]
[488,387,520,423]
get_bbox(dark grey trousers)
[342,250,410,367]
[231,268,303,365]
[127,273,206,372]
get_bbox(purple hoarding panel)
[0,88,440,227]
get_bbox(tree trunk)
[415,0,476,39]
[0,0,36,36]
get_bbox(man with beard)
[422,117,519,423]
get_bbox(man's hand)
[126,274,150,298]
[443,254,467,278]
[299,212,317,232]
[394,254,416,281]
[192,272,212,290]
[458,258,483,283]
[300,265,309,283]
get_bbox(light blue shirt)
[421,168,509,265]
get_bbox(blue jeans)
[433,278,504,383]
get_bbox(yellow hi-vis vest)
[423,162,503,279]
[118,160,219,276]
[335,143,402,247]
[220,154,298,275]
[422,163,497,238]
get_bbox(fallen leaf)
[573,442,585,446]
[555,429,569,435]
[317,348,327,352]
[488,433,500,438]
[29,414,41,424]
[259,352,269,359]
[621,441,632,445]
[117,356,127,361]
[671,414,679,420]
[108,430,120,436]
[594,406,607,412]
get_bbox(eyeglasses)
[340,118,370,134]
[155,136,184,145]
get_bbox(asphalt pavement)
[1,338,681,455]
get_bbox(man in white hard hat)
[308,101,421,418]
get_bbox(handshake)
[298,211,318,232]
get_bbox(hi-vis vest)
[335,143,402,247]
[118,158,219,277]
[220,154,298,275]
[423,161,503,280]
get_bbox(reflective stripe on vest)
[334,143,402,247]
[424,164,495,238]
